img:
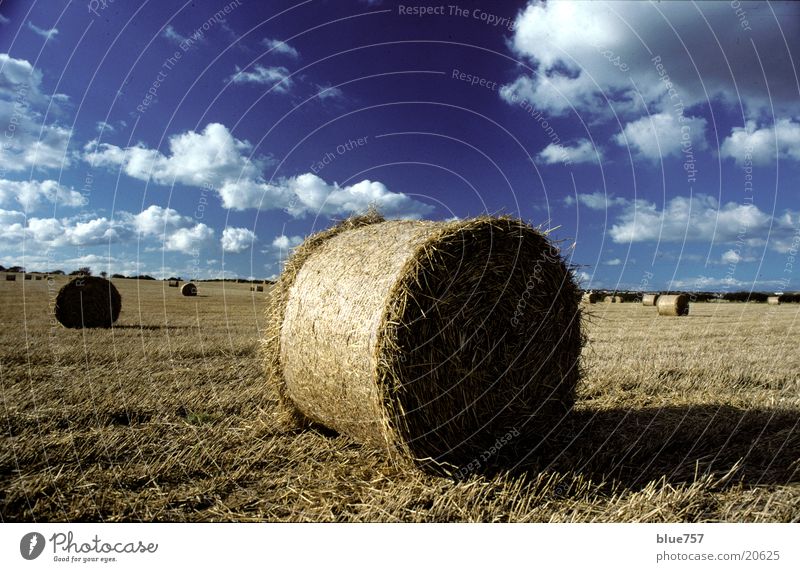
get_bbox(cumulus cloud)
[0,179,85,211]
[503,1,800,118]
[262,38,299,58]
[720,119,800,165]
[85,123,265,187]
[87,123,433,219]
[537,139,601,165]
[221,227,256,253]
[607,194,799,250]
[228,65,292,93]
[604,258,622,266]
[164,223,214,252]
[0,54,72,172]
[27,21,58,41]
[614,112,707,160]
[564,191,628,210]
[132,204,193,236]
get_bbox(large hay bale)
[613,295,624,303]
[642,293,659,306]
[264,214,582,468]
[6,274,16,281]
[603,295,615,303]
[656,293,689,316]
[54,276,121,328]
[181,282,197,296]
[767,296,781,305]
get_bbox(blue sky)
[0,0,798,290]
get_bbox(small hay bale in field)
[256,284,264,292]
[642,293,659,306]
[264,214,583,469]
[54,276,121,328]
[657,294,690,316]
[181,282,197,296]
[613,295,624,303]
[24,274,32,280]
[6,274,16,281]
[168,280,179,287]
[767,296,781,305]
[35,275,42,280]
[603,295,615,303]
[582,292,600,304]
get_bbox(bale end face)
[767,296,781,305]
[642,293,659,306]
[181,283,197,296]
[656,294,690,316]
[54,276,122,328]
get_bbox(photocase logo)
[20,532,46,560]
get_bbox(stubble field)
[1,277,798,522]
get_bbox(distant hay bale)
[35,275,42,280]
[582,292,600,304]
[24,274,32,280]
[613,295,624,303]
[6,274,16,281]
[168,280,179,287]
[604,295,615,303]
[54,276,121,328]
[642,293,659,306]
[256,285,264,292]
[181,283,197,296]
[264,213,583,469]
[656,294,690,316]
[767,296,781,305]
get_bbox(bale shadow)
[112,324,191,330]
[476,405,800,488]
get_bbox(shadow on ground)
[483,405,800,488]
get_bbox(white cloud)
[162,25,187,44]
[537,139,601,165]
[614,112,707,160]
[88,123,433,219]
[503,1,800,118]
[564,191,628,210]
[316,84,345,102]
[0,14,10,25]
[604,258,622,266]
[95,120,115,133]
[721,249,741,265]
[85,123,265,187]
[228,65,292,93]
[221,227,256,253]
[164,223,214,253]
[262,38,299,58]
[27,21,58,41]
[0,54,72,172]
[608,194,790,247]
[720,119,800,165]
[132,204,193,236]
[0,179,84,211]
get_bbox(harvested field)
[1,279,798,522]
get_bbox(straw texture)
[55,276,122,329]
[767,296,780,305]
[642,294,659,306]
[657,294,690,316]
[265,215,582,468]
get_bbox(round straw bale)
[582,292,600,304]
[603,295,615,303]
[6,273,16,281]
[54,276,121,328]
[642,293,659,306]
[767,296,781,305]
[181,282,197,296]
[613,295,624,303]
[265,215,582,468]
[656,293,690,316]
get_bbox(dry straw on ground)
[657,294,690,316]
[181,283,197,296]
[54,276,122,329]
[642,294,659,306]
[767,296,781,305]
[264,212,583,470]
